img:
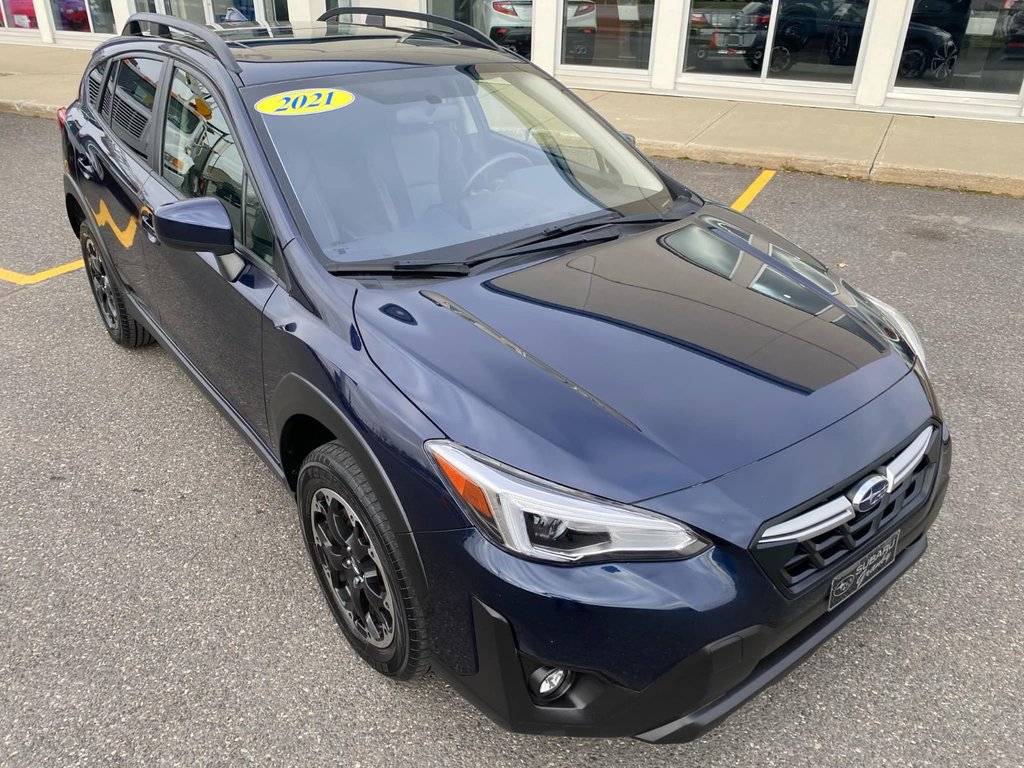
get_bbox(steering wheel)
[461,152,533,196]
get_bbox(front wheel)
[80,223,153,348]
[930,40,958,84]
[297,441,429,678]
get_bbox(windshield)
[248,64,674,264]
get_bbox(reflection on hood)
[488,210,885,393]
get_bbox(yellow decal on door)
[255,88,355,116]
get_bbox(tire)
[80,223,153,348]
[899,44,928,79]
[297,441,428,679]
[745,47,764,70]
[778,18,808,48]
[769,44,794,73]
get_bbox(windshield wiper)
[327,259,471,276]
[464,211,683,267]
[326,211,683,277]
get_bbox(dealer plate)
[828,530,900,611]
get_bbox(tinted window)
[162,68,273,265]
[86,59,108,110]
[109,56,163,160]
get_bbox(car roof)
[231,25,519,85]
[97,21,521,87]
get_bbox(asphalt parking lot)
[1,110,1022,767]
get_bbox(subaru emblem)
[849,475,888,514]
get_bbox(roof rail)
[316,7,503,53]
[122,13,242,73]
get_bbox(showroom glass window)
[684,0,873,84]
[129,0,284,23]
[560,0,656,68]
[423,0,534,58]
[896,0,1024,94]
[2,0,37,28]
[48,0,115,32]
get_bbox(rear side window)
[162,68,274,266]
[108,56,164,161]
[85,59,108,110]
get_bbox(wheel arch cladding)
[270,373,429,593]
[66,193,85,235]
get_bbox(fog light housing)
[531,666,575,701]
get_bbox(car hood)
[354,204,912,506]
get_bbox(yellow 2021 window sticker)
[255,88,354,116]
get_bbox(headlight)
[426,441,709,564]
[863,293,928,374]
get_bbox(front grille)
[753,427,939,595]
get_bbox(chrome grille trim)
[884,426,934,492]
[760,497,854,546]
[758,426,934,547]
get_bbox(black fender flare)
[269,373,429,595]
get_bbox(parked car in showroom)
[999,0,1024,56]
[688,1,836,72]
[6,0,37,28]
[826,0,963,82]
[60,9,951,742]
[471,0,597,62]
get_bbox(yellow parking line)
[731,170,777,213]
[0,259,84,286]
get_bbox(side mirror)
[154,197,235,256]
[620,132,637,146]
[154,197,244,281]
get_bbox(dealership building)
[1,0,1022,123]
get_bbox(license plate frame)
[828,530,900,611]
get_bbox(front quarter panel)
[262,241,462,533]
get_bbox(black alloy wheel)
[309,487,396,649]
[930,40,958,84]
[83,229,118,333]
[296,441,428,678]
[79,224,153,348]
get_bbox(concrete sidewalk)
[2,42,1022,197]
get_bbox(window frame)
[83,56,111,114]
[152,60,279,274]
[99,53,171,165]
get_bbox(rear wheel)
[80,224,153,348]
[899,44,928,79]
[297,441,428,678]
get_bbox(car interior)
[262,68,658,262]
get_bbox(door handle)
[139,210,158,244]
[77,154,94,180]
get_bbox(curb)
[636,138,1024,198]
[0,99,62,119]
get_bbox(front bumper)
[415,427,951,741]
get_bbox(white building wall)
[3,0,1022,123]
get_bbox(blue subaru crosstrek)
[59,9,951,742]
